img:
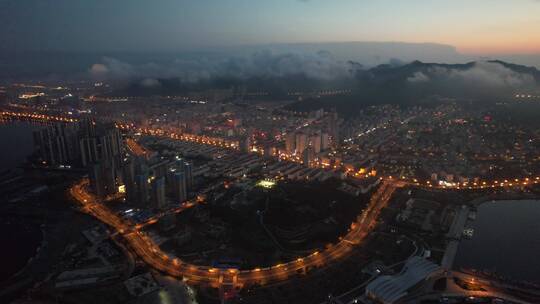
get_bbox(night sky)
[1,0,539,54]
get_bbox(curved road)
[70,179,403,287]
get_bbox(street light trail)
[70,178,401,287]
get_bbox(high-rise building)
[309,133,322,154]
[100,126,122,164]
[124,155,197,208]
[240,136,251,153]
[64,125,81,163]
[122,159,136,202]
[81,122,123,199]
[172,172,187,203]
[134,173,149,207]
[184,162,193,193]
[89,163,105,198]
[152,177,167,210]
[232,118,242,128]
[263,144,276,157]
[321,132,330,151]
[149,159,172,179]
[78,119,96,138]
[328,110,340,147]
[33,126,67,166]
[79,123,122,167]
[285,132,296,154]
[302,147,315,166]
[311,108,324,119]
[295,132,308,154]
[89,161,117,198]
[33,123,80,166]
[79,137,99,167]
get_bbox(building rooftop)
[365,256,441,304]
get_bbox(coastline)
[0,222,44,281]
[453,197,540,284]
[11,226,46,279]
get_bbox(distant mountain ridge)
[114,59,540,99]
[366,60,540,81]
[284,60,540,115]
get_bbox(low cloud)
[408,61,536,88]
[88,50,363,82]
[140,78,160,87]
[407,71,429,83]
[89,63,109,75]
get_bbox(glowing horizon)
[0,0,538,56]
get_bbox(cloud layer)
[89,50,362,82]
[407,61,536,88]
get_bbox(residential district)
[1,81,540,304]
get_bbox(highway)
[70,178,403,287]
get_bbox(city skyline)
[2,2,540,303]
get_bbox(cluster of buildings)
[32,119,195,211]
[284,129,331,165]
[33,119,124,198]
[122,156,194,211]
[33,119,123,170]
[97,97,345,169]
[243,108,341,167]
[14,77,540,187]
[145,135,339,185]
[333,103,540,182]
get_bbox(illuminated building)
[18,92,45,99]
[78,119,96,138]
[89,163,105,198]
[321,132,330,151]
[152,177,167,210]
[172,172,187,203]
[240,135,251,153]
[122,159,136,202]
[149,159,172,179]
[135,173,149,206]
[309,133,322,154]
[232,118,242,128]
[365,257,441,304]
[79,122,124,199]
[79,137,99,167]
[33,123,80,166]
[328,109,340,147]
[295,132,307,154]
[303,147,315,166]
[79,122,122,167]
[285,132,296,154]
[256,179,276,189]
[33,126,68,166]
[184,162,193,193]
[261,143,276,157]
[89,161,117,198]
